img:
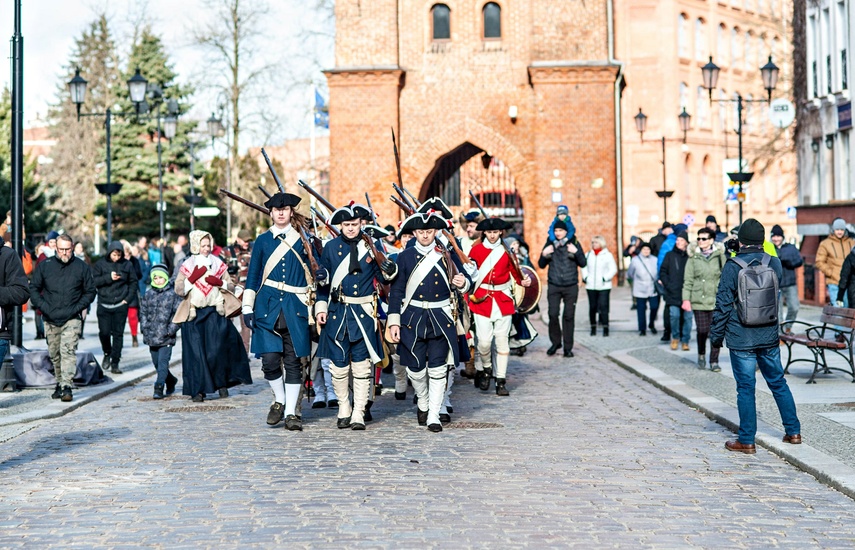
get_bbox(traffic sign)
[193,207,221,217]
[769,98,796,128]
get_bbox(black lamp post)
[634,106,692,223]
[207,110,230,237]
[701,55,779,225]
[70,67,180,248]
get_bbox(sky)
[0,0,334,150]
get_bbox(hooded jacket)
[659,245,689,306]
[91,241,138,308]
[538,235,586,287]
[682,243,726,311]
[582,248,617,291]
[140,280,183,347]
[816,232,855,285]
[29,254,95,326]
[775,242,803,288]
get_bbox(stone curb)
[609,347,855,501]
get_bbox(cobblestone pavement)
[2,317,855,547]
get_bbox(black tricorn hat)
[476,217,513,232]
[400,211,448,233]
[417,197,453,220]
[329,201,372,225]
[364,225,391,239]
[264,192,301,210]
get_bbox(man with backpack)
[710,219,801,454]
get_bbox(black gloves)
[381,259,396,276]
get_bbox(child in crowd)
[139,263,183,399]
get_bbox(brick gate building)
[324,1,624,252]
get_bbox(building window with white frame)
[695,18,706,61]
[696,86,708,128]
[838,0,848,90]
[678,13,689,58]
[808,15,818,97]
[717,24,727,64]
[744,32,753,71]
[680,82,689,109]
[731,27,740,68]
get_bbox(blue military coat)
[315,235,390,365]
[244,228,320,358]
[387,245,471,370]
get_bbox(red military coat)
[469,241,522,317]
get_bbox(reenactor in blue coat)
[314,202,398,430]
[387,211,472,433]
[242,192,325,431]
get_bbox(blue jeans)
[635,296,659,332]
[729,346,800,445]
[669,305,692,343]
[150,345,174,386]
[827,284,848,307]
[778,285,800,332]
[0,339,9,363]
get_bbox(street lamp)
[127,67,148,108]
[208,108,232,239]
[634,106,692,223]
[701,55,779,225]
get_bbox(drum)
[513,265,542,314]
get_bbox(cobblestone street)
[2,313,855,548]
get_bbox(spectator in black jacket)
[659,230,692,351]
[538,220,586,357]
[770,225,803,333]
[835,244,855,308]
[0,236,30,364]
[92,240,138,374]
[29,234,96,402]
[648,222,672,257]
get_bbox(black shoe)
[267,402,284,425]
[547,344,561,356]
[413,394,418,404]
[153,385,164,400]
[51,384,61,399]
[603,327,609,337]
[60,386,73,402]
[427,423,443,433]
[417,409,428,426]
[351,422,366,431]
[311,400,327,409]
[218,388,229,399]
[192,393,204,403]
[111,366,122,374]
[439,413,451,423]
[102,357,111,372]
[447,406,453,414]
[284,415,303,431]
[477,369,492,391]
[364,401,374,422]
[337,416,352,429]
[563,350,574,358]
[639,330,646,336]
[34,334,44,340]
[649,327,658,335]
[660,333,670,342]
[495,379,510,396]
[328,399,339,408]
[395,391,406,401]
[590,327,596,336]
[165,374,177,395]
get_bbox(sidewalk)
[0,306,179,431]
[553,284,855,499]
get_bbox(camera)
[725,237,740,254]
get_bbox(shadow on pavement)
[0,427,131,471]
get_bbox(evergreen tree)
[0,88,59,241]
[108,27,200,242]
[41,15,120,243]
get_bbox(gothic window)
[432,4,451,40]
[483,2,501,39]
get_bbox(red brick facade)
[325,0,622,254]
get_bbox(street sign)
[551,191,562,203]
[786,206,797,219]
[768,98,796,128]
[193,207,221,217]
[156,201,167,212]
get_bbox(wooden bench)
[780,305,855,384]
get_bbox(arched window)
[744,31,753,70]
[432,4,451,40]
[730,27,740,67]
[483,2,501,39]
[680,82,689,109]
[678,13,689,57]
[717,24,727,64]
[757,35,765,68]
[695,18,706,61]
[696,86,708,128]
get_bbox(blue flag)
[314,90,329,129]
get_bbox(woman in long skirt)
[175,231,251,402]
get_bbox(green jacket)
[682,244,726,311]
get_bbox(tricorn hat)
[400,211,448,234]
[417,197,454,220]
[476,217,513,232]
[460,208,485,225]
[264,192,301,210]
[329,201,372,225]
[364,225,391,239]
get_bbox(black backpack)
[732,254,778,326]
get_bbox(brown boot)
[132,335,138,348]
[461,349,476,379]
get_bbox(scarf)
[701,247,714,258]
[484,238,501,250]
[342,232,362,274]
[415,241,434,256]
[592,247,603,255]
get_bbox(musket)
[389,191,460,282]
[298,180,335,212]
[364,192,379,225]
[220,188,269,215]
[468,190,524,281]
[258,185,273,199]
[389,195,414,216]
[312,206,340,237]
[261,148,286,193]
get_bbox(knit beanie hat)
[676,231,689,242]
[833,218,847,231]
[150,263,170,289]
[556,205,569,216]
[770,224,784,237]
[738,218,765,245]
[554,219,568,231]
[673,223,688,235]
[705,215,717,224]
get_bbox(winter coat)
[538,236,586,287]
[29,256,96,326]
[649,232,667,258]
[656,234,677,272]
[127,256,142,307]
[659,246,689,306]
[682,244,726,311]
[836,250,855,304]
[710,247,783,351]
[91,241,138,309]
[139,281,183,347]
[582,249,617,290]
[816,232,855,285]
[775,242,803,288]
[627,254,659,299]
[0,244,31,340]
